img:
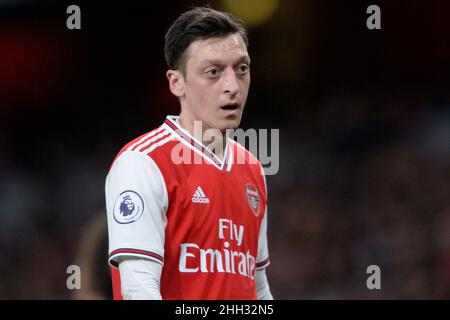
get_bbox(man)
[105,7,273,300]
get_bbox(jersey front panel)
[150,138,267,299]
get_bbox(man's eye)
[238,64,249,74]
[206,69,220,77]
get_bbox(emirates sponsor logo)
[179,243,256,279]
[178,218,256,279]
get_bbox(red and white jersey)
[105,115,270,300]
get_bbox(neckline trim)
[163,115,232,170]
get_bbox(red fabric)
[111,268,123,300]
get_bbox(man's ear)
[166,69,185,98]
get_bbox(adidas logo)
[192,186,210,204]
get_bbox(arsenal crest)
[245,183,260,217]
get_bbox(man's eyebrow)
[199,55,251,67]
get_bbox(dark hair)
[164,7,248,74]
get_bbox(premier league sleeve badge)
[113,190,145,224]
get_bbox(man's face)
[181,33,251,132]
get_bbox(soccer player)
[105,7,273,300]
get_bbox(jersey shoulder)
[109,125,175,171]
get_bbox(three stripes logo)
[192,186,210,204]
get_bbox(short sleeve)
[105,151,168,268]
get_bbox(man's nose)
[223,69,239,95]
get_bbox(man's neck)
[178,114,228,161]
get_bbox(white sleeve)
[256,208,270,269]
[105,150,168,268]
[119,258,162,300]
[255,269,274,300]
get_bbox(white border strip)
[137,130,170,152]
[127,127,165,151]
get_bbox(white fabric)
[255,269,274,300]
[106,151,168,266]
[119,258,162,300]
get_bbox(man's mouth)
[220,103,240,111]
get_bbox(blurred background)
[0,0,449,299]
